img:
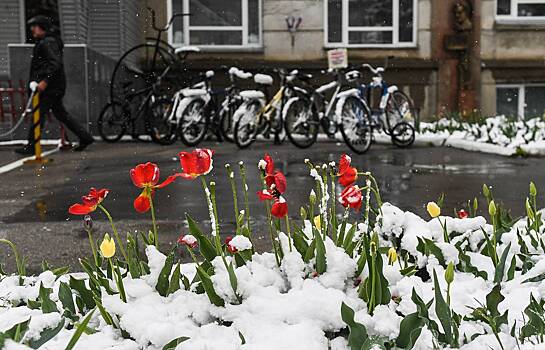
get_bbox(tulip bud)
[482,184,490,199]
[526,198,535,220]
[488,200,497,217]
[314,216,321,230]
[83,215,93,230]
[100,233,116,258]
[387,247,397,265]
[300,206,307,220]
[473,197,478,214]
[427,202,441,218]
[445,262,455,284]
[309,189,316,206]
[530,182,537,197]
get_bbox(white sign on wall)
[327,48,348,70]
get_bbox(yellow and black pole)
[24,82,50,164]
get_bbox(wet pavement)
[0,140,544,273]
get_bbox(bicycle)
[109,7,193,104]
[358,63,417,147]
[283,68,373,153]
[153,66,251,146]
[233,69,308,149]
[98,66,173,143]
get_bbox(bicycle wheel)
[234,99,262,149]
[340,96,372,154]
[147,97,177,145]
[98,101,128,143]
[110,43,179,103]
[219,100,240,143]
[391,122,415,148]
[284,97,319,148]
[178,98,209,146]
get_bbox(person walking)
[15,15,94,155]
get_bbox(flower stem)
[85,228,99,266]
[285,214,292,252]
[98,205,128,262]
[329,166,337,242]
[260,172,280,266]
[239,162,252,238]
[226,164,239,231]
[147,188,159,249]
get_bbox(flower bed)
[415,115,545,156]
[1,151,545,349]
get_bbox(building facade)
[2,0,545,120]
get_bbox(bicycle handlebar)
[147,7,190,32]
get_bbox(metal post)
[24,85,51,165]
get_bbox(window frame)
[495,0,545,21]
[496,83,545,119]
[324,0,418,48]
[167,0,263,50]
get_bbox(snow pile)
[2,202,545,349]
[417,115,545,156]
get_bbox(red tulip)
[265,171,287,194]
[225,236,237,253]
[270,197,288,218]
[69,188,109,215]
[130,162,181,213]
[178,148,214,179]
[458,209,469,219]
[339,185,363,210]
[338,154,358,187]
[177,234,198,248]
[259,154,274,174]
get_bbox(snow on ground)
[1,203,545,349]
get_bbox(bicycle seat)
[240,90,265,99]
[175,46,200,54]
[254,74,273,86]
[229,67,252,79]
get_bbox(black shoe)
[73,139,94,152]
[14,146,34,156]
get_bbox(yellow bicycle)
[233,69,308,148]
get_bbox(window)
[325,0,417,47]
[496,85,545,119]
[496,0,545,18]
[169,0,262,48]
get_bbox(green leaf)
[493,243,511,284]
[226,261,240,302]
[69,277,95,312]
[65,309,95,350]
[292,229,309,258]
[186,214,218,261]
[507,255,516,281]
[162,336,190,350]
[58,282,76,317]
[156,250,175,297]
[315,232,327,274]
[340,302,368,350]
[195,265,224,307]
[93,296,114,327]
[168,263,182,295]
[39,282,58,314]
[126,235,142,279]
[396,312,425,349]
[304,240,316,263]
[4,318,30,342]
[520,294,545,341]
[433,270,453,344]
[486,284,504,318]
[28,319,64,349]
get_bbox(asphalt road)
[1,140,544,273]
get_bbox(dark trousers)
[27,91,93,147]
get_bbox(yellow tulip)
[100,234,116,258]
[314,215,321,230]
[427,202,441,218]
[387,247,397,265]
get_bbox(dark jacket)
[29,33,66,95]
